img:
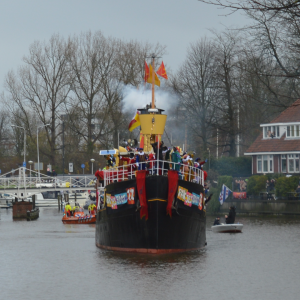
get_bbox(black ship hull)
[96,175,206,254]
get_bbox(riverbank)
[217,198,300,215]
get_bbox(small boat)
[26,208,39,221]
[62,211,96,224]
[211,223,243,233]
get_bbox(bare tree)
[171,38,219,153]
[3,34,70,166]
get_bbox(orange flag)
[146,64,160,87]
[156,61,168,80]
[144,61,149,82]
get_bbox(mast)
[151,55,155,108]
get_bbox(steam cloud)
[122,85,177,114]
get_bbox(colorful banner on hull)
[177,186,203,210]
[105,188,135,209]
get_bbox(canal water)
[1,208,300,300]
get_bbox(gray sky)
[0,0,248,89]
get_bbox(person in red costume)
[147,153,156,174]
[119,153,136,179]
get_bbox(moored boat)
[26,208,39,221]
[211,223,243,233]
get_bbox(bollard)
[58,195,61,210]
[32,194,36,209]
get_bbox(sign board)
[99,150,116,155]
[34,163,43,171]
[81,164,85,169]
[23,162,26,167]
[69,163,73,173]
[47,164,52,172]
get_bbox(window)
[257,155,273,173]
[287,126,290,137]
[286,154,300,173]
[263,125,279,138]
[263,155,268,172]
[264,127,267,138]
[289,154,294,172]
[257,155,262,173]
[281,155,287,173]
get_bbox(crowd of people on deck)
[102,141,208,182]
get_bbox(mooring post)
[32,194,36,209]
[58,194,61,210]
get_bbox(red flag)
[136,170,148,220]
[144,61,149,82]
[156,61,168,80]
[167,170,179,217]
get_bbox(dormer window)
[286,125,300,137]
[263,126,279,138]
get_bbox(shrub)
[246,175,267,196]
[275,176,299,197]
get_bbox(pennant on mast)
[146,64,160,87]
[156,61,168,80]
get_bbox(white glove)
[136,163,139,167]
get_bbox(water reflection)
[1,209,300,300]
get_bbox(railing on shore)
[103,159,204,187]
[0,173,95,190]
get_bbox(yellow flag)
[147,64,160,87]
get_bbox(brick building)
[245,99,300,174]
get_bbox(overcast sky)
[0,0,248,90]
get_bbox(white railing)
[103,159,204,187]
[0,167,96,191]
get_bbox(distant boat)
[62,211,96,224]
[211,223,243,233]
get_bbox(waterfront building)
[245,99,300,174]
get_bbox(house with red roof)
[245,99,300,174]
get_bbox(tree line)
[1,3,300,174]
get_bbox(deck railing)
[103,159,204,187]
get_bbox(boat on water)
[62,211,96,224]
[211,223,243,233]
[26,208,39,221]
[95,56,207,254]
[0,193,14,208]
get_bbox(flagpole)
[151,55,155,109]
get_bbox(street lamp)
[28,161,33,177]
[90,158,95,175]
[12,125,26,191]
[37,124,50,183]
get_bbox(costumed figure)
[136,148,146,170]
[182,154,192,181]
[162,146,171,174]
[147,153,156,174]
[195,157,208,182]
[119,153,136,178]
[151,141,163,174]
[171,147,181,172]
[95,170,104,209]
